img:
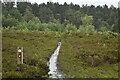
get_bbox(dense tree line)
[1,1,119,32]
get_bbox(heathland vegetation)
[2,30,60,78]
[1,1,119,78]
[2,30,119,78]
[59,32,119,78]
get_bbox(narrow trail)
[48,42,64,78]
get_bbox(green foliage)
[2,2,119,32]
[77,25,84,32]
[85,25,96,34]
[78,15,96,34]
[15,21,28,30]
[3,17,65,32]
[64,19,70,26]
[2,14,19,27]
[2,31,59,78]
[28,17,41,30]
[66,9,83,27]
[39,6,54,23]
[4,71,25,78]
[45,28,51,32]
[81,15,93,26]
[37,22,65,32]
[9,9,22,21]
[23,6,34,22]
[98,26,108,32]
[78,25,96,34]
[2,30,119,78]
[59,32,119,78]
[65,24,77,32]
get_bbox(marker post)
[17,47,23,64]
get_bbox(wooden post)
[17,47,23,64]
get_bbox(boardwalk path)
[48,42,64,78]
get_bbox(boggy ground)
[2,30,59,78]
[59,32,119,78]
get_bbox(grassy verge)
[2,30,59,78]
[59,32,119,78]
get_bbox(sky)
[28,0,119,7]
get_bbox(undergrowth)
[59,32,119,78]
[2,30,119,78]
[2,30,59,78]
